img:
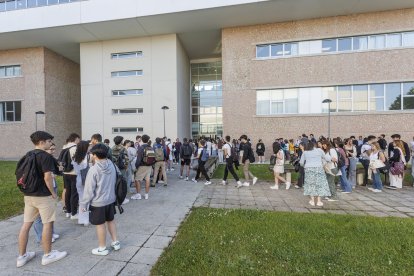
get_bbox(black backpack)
[230,144,238,162]
[112,147,127,170]
[16,150,41,194]
[182,144,192,158]
[112,162,127,214]
[335,149,346,168]
[57,145,76,172]
[248,147,255,163]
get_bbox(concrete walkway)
[194,180,414,217]
[0,168,203,276]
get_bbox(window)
[338,37,352,52]
[369,84,384,111]
[112,89,143,96]
[112,108,143,115]
[403,82,414,110]
[403,32,414,46]
[0,65,21,77]
[112,127,143,133]
[37,0,47,6]
[5,0,16,11]
[369,35,385,49]
[322,39,337,52]
[111,51,143,59]
[256,89,298,115]
[256,45,270,58]
[353,36,368,50]
[353,85,368,111]
[337,86,352,112]
[270,44,283,57]
[385,83,401,110]
[0,101,21,122]
[16,0,26,9]
[111,70,143,77]
[387,33,402,48]
[284,43,298,56]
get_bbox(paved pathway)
[194,180,414,217]
[0,168,203,276]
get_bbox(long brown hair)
[394,140,406,156]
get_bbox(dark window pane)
[6,112,14,121]
[14,101,21,121]
[6,101,13,111]
[403,82,414,95]
[338,38,352,51]
[403,97,414,110]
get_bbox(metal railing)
[0,0,87,12]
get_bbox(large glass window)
[403,32,414,47]
[369,84,385,111]
[0,65,21,77]
[387,33,402,48]
[112,108,143,115]
[322,39,337,52]
[284,43,298,56]
[111,70,142,77]
[403,82,414,110]
[0,101,21,122]
[112,89,143,96]
[5,0,16,10]
[338,37,352,52]
[369,35,385,49]
[338,86,352,112]
[353,85,368,111]
[270,44,283,57]
[353,36,368,50]
[385,83,401,110]
[111,51,142,59]
[257,91,270,115]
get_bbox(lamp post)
[35,111,45,131]
[322,99,332,139]
[161,106,169,137]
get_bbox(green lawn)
[152,208,414,275]
[0,161,63,220]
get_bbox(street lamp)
[322,99,332,138]
[35,111,45,131]
[161,106,169,137]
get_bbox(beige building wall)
[222,8,414,154]
[0,47,80,160]
[176,38,191,139]
[80,34,190,143]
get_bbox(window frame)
[0,100,22,123]
[112,127,144,134]
[111,89,143,96]
[112,108,143,115]
[111,70,143,78]
[111,51,143,59]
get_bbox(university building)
[1,0,414,159]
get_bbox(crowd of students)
[14,129,414,268]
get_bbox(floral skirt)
[304,167,331,197]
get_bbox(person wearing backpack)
[80,143,121,256]
[132,135,154,200]
[360,135,376,186]
[16,131,67,268]
[152,137,168,187]
[240,135,258,187]
[256,139,265,164]
[60,133,80,220]
[180,138,193,181]
[222,136,243,188]
[72,140,92,226]
[90,133,112,160]
[192,139,212,185]
[334,139,352,194]
[111,136,129,180]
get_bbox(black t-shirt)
[24,149,57,197]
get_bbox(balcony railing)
[0,0,87,12]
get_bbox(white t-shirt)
[361,143,372,159]
[197,147,203,158]
[223,143,231,159]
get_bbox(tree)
[389,87,414,110]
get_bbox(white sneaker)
[52,233,60,243]
[327,198,338,202]
[205,181,212,185]
[341,191,351,194]
[285,182,291,190]
[373,189,382,193]
[158,180,164,184]
[144,193,149,200]
[242,182,250,187]
[17,252,35,268]
[179,176,184,179]
[309,200,315,206]
[41,250,67,265]
[295,185,300,189]
[185,177,189,181]
[111,241,121,251]
[122,198,130,205]
[91,247,109,256]
[253,177,258,185]
[368,187,374,191]
[70,214,78,220]
[170,168,175,171]
[236,181,243,188]
[192,178,198,183]
[270,185,279,190]
[316,202,324,207]
[65,213,70,218]
[131,193,141,200]
[222,180,227,185]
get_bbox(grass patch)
[152,208,414,275]
[0,161,63,220]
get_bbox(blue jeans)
[339,166,352,192]
[372,170,383,190]
[348,158,357,187]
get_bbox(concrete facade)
[222,8,414,151]
[80,34,190,142]
[0,47,80,160]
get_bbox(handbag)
[270,155,276,165]
[390,161,404,176]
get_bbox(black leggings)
[223,158,239,181]
[195,160,210,181]
[64,174,78,215]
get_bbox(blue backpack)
[201,148,209,162]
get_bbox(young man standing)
[80,144,120,256]
[388,134,411,163]
[62,133,80,219]
[16,131,67,267]
[90,133,112,160]
[360,135,376,185]
[152,137,168,187]
[180,138,193,181]
[222,135,243,188]
[132,135,152,200]
[165,138,174,171]
[239,135,258,186]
